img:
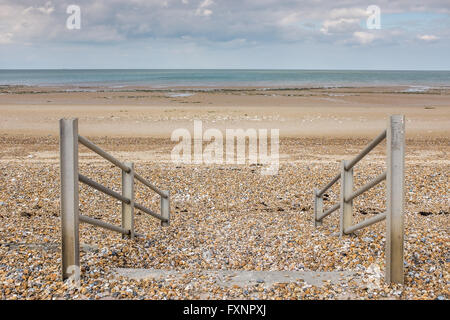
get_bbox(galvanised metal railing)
[313,115,405,284]
[60,118,170,281]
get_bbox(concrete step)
[114,268,360,289]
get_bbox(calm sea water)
[0,69,449,88]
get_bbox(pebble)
[0,135,448,300]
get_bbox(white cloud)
[417,34,439,42]
[329,8,367,19]
[319,6,371,38]
[196,0,214,16]
[199,0,213,7]
[352,31,377,44]
[320,18,361,35]
[0,32,13,44]
[279,12,302,26]
[37,1,55,15]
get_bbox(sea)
[0,69,449,90]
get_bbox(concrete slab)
[114,268,360,289]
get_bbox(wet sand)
[0,85,449,138]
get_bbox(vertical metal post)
[122,162,134,239]
[60,118,80,281]
[340,160,353,236]
[161,191,170,227]
[314,190,323,226]
[386,115,405,284]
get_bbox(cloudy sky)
[0,0,449,69]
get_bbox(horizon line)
[1,68,450,72]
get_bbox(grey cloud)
[0,0,449,46]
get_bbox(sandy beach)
[1,85,449,138]
[0,85,449,300]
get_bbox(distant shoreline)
[1,69,449,88]
[1,84,449,94]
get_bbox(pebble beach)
[0,134,448,300]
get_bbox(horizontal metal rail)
[345,129,386,170]
[317,172,341,197]
[79,214,144,238]
[344,212,387,234]
[78,135,131,173]
[134,172,168,198]
[80,214,129,235]
[345,171,386,203]
[80,172,168,223]
[134,202,168,222]
[317,202,340,221]
[79,174,131,204]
